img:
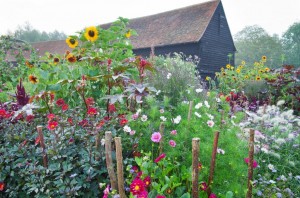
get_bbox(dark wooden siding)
[198,1,236,77]
[133,42,199,58]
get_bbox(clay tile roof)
[27,0,219,57]
[123,0,220,49]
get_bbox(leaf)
[226,191,234,198]
[161,184,169,193]
[180,193,191,198]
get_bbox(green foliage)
[282,22,300,67]
[146,52,201,106]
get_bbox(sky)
[1,0,300,37]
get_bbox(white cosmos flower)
[195,88,203,93]
[141,115,148,122]
[172,115,182,124]
[123,125,131,133]
[160,116,167,121]
[167,73,172,79]
[204,101,210,108]
[195,102,203,109]
[207,120,214,127]
[194,112,201,118]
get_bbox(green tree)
[234,25,284,68]
[12,22,67,43]
[282,22,300,67]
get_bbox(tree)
[12,22,67,43]
[282,22,300,67]
[234,25,284,68]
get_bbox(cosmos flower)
[151,132,162,143]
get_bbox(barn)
[30,0,235,77]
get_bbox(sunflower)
[53,57,60,65]
[29,75,38,84]
[226,64,231,69]
[84,26,98,42]
[221,67,224,71]
[205,76,211,81]
[259,69,264,73]
[244,75,249,79]
[222,72,226,76]
[25,61,34,68]
[255,76,261,81]
[66,37,78,48]
[236,68,241,73]
[230,66,234,70]
[66,53,76,63]
[125,30,131,38]
[265,67,270,72]
[262,55,267,62]
[241,60,246,65]
[238,65,244,69]
[232,76,237,81]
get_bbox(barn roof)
[10,0,220,58]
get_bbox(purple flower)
[151,132,162,143]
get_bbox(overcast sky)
[1,0,299,37]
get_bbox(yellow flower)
[221,67,224,71]
[265,67,270,72]
[262,55,267,62]
[256,76,261,81]
[66,37,78,48]
[205,76,211,81]
[238,65,244,69]
[226,64,231,69]
[230,66,234,70]
[259,69,264,73]
[244,75,249,79]
[66,53,76,63]
[125,30,131,38]
[236,68,241,73]
[29,75,38,84]
[241,60,246,65]
[84,26,99,42]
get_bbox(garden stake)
[207,131,220,196]
[159,122,165,154]
[95,133,101,161]
[192,138,200,198]
[187,101,194,125]
[115,137,127,198]
[246,129,255,198]
[105,131,118,190]
[37,126,48,168]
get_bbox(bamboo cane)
[246,129,255,198]
[159,122,165,154]
[207,131,220,196]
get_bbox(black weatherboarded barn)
[30,0,235,77]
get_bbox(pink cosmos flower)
[169,140,176,147]
[244,158,258,168]
[154,153,166,163]
[156,196,166,198]
[151,132,162,143]
[209,193,217,198]
[207,120,215,127]
[170,130,177,135]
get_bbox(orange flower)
[25,60,34,68]
[28,75,38,84]
[66,53,76,63]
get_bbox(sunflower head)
[241,60,246,65]
[236,68,241,73]
[256,76,261,81]
[265,67,270,72]
[66,53,76,63]
[84,26,99,42]
[222,72,226,76]
[66,37,78,48]
[262,55,267,62]
[226,64,231,69]
[244,75,249,79]
[29,75,38,84]
[125,30,131,38]
[53,57,60,65]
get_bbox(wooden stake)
[159,122,165,154]
[37,126,48,168]
[192,138,200,198]
[115,137,127,198]
[187,101,194,124]
[207,131,220,196]
[246,129,255,198]
[105,131,118,190]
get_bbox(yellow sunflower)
[66,37,78,48]
[125,30,131,38]
[256,76,261,81]
[226,64,231,69]
[265,67,270,72]
[29,75,38,84]
[230,66,234,70]
[84,26,99,42]
[244,75,249,79]
[262,55,267,62]
[205,76,211,81]
[241,60,246,65]
[222,72,226,76]
[236,68,241,73]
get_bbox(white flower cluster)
[172,115,182,124]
